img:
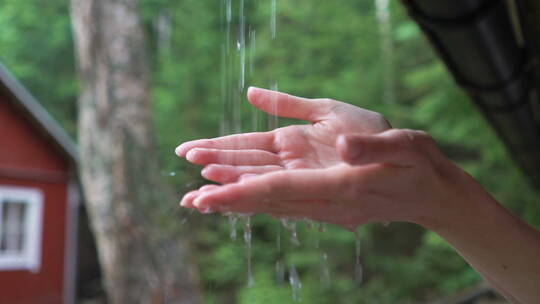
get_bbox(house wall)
[0,94,70,304]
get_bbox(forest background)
[0,0,538,303]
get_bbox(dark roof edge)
[0,62,79,163]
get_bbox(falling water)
[320,252,330,287]
[268,82,280,130]
[249,28,256,74]
[304,219,315,230]
[268,0,279,130]
[220,0,233,135]
[226,0,232,50]
[156,9,172,56]
[238,0,246,92]
[374,0,395,103]
[289,264,302,302]
[229,214,238,240]
[249,28,262,131]
[354,229,363,285]
[276,259,286,284]
[317,222,327,233]
[180,209,195,225]
[314,224,331,287]
[271,0,277,39]
[243,216,255,287]
[281,218,300,246]
[276,226,286,283]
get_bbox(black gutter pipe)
[400,0,540,188]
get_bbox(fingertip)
[186,148,199,162]
[180,191,198,208]
[175,144,187,157]
[192,196,204,208]
[247,86,260,103]
[336,135,348,153]
[201,165,225,182]
[201,165,211,179]
[193,186,228,210]
[338,135,363,164]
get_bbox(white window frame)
[0,186,44,273]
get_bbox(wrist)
[414,160,490,232]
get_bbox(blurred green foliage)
[0,0,78,135]
[0,0,537,303]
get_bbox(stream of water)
[355,229,363,285]
[217,0,368,297]
[289,264,302,302]
[375,0,395,104]
[243,215,255,287]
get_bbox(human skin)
[176,87,540,303]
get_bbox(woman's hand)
[176,87,464,230]
[177,87,540,303]
[176,87,390,183]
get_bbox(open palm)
[176,87,390,183]
[176,88,439,228]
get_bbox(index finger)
[247,87,334,123]
[193,168,342,210]
[175,131,276,157]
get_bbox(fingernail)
[193,197,203,208]
[186,149,198,162]
[247,86,259,99]
[175,145,184,156]
[201,167,209,178]
[180,196,189,207]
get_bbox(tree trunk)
[70,0,202,303]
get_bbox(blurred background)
[0,0,538,303]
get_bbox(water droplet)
[201,207,215,214]
[276,226,281,252]
[288,264,302,302]
[226,0,232,23]
[304,219,315,230]
[281,218,300,246]
[238,0,246,91]
[271,0,277,39]
[243,215,255,287]
[320,252,330,287]
[375,0,395,104]
[249,29,256,75]
[229,214,238,240]
[317,222,327,233]
[268,82,279,130]
[180,209,195,225]
[276,259,285,284]
[354,229,363,285]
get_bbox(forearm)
[424,172,540,303]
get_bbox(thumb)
[336,131,416,166]
[247,86,332,122]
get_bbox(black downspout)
[400,0,540,188]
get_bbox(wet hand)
[176,87,390,183]
[175,88,463,229]
[179,126,463,230]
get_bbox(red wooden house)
[0,63,79,304]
